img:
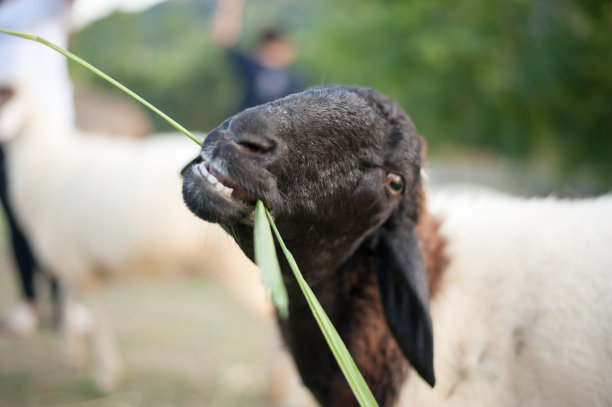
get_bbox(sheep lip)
[196,161,256,206]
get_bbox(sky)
[72,0,167,28]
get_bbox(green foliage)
[71,0,612,190]
[301,0,611,186]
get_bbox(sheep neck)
[276,209,446,407]
[279,247,410,407]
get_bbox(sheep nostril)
[235,138,276,155]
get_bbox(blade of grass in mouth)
[257,202,379,407]
[0,28,379,407]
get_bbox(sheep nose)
[221,109,282,159]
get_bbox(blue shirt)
[226,49,300,112]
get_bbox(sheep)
[0,82,274,393]
[181,84,612,407]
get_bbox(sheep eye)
[386,173,404,195]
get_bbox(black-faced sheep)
[182,85,612,406]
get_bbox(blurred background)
[70,0,611,195]
[1,0,610,405]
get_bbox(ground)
[0,220,276,407]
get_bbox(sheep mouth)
[196,161,257,206]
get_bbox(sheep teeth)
[206,172,219,186]
[216,182,234,196]
[198,162,234,197]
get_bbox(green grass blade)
[262,203,379,407]
[254,201,289,318]
[0,28,202,146]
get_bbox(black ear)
[374,228,435,387]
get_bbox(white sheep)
[181,84,612,406]
[0,83,273,393]
[399,189,612,406]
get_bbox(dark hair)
[257,27,289,46]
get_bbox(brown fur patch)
[415,187,448,298]
[329,255,410,407]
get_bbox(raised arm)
[211,0,245,48]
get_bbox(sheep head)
[182,85,435,388]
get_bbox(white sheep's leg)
[61,294,95,370]
[90,308,122,393]
[61,292,123,393]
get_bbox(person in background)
[0,0,74,335]
[212,0,301,112]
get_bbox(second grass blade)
[254,200,289,318]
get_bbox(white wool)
[399,190,612,406]
[1,84,273,392]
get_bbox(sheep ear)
[374,228,435,387]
